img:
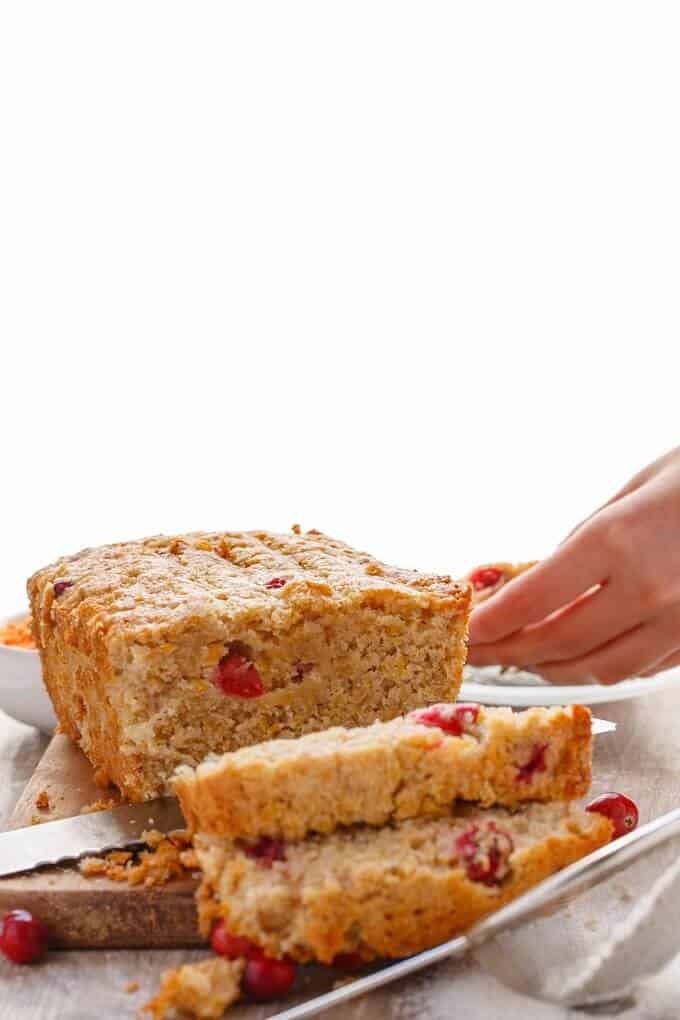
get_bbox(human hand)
[467,446,680,684]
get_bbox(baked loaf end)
[194,802,612,963]
[27,528,471,801]
[174,703,593,840]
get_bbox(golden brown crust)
[195,802,612,963]
[174,705,593,840]
[28,529,470,652]
[27,529,471,802]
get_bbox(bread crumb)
[81,796,121,814]
[126,981,139,994]
[143,958,243,1019]
[291,523,301,534]
[35,790,50,810]
[333,976,357,989]
[79,829,197,887]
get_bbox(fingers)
[531,605,680,686]
[467,525,610,646]
[639,649,680,678]
[466,580,642,668]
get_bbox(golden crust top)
[27,528,471,651]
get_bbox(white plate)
[0,611,57,733]
[461,665,680,706]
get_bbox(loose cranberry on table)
[0,910,48,964]
[409,702,481,737]
[468,567,503,591]
[455,821,514,886]
[243,953,297,1001]
[211,921,260,960]
[212,652,264,698]
[586,792,639,839]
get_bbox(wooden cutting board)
[0,734,203,949]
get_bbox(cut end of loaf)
[27,528,471,801]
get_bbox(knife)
[0,718,616,879]
[270,803,680,1019]
[0,798,185,878]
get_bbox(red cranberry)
[211,920,260,960]
[586,792,639,839]
[243,953,297,1001]
[331,952,364,970]
[409,702,481,737]
[516,744,548,784]
[53,580,73,597]
[469,567,503,591]
[0,910,48,964]
[455,821,514,886]
[213,652,264,698]
[244,837,286,868]
[265,577,287,590]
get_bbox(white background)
[1,2,678,615]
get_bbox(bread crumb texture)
[195,801,612,963]
[143,958,244,1019]
[27,528,471,801]
[175,704,593,840]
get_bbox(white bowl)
[0,611,57,733]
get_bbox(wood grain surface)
[0,734,202,948]
[2,689,680,1019]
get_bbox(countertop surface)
[2,688,680,1020]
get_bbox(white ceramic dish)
[0,611,57,732]
[461,664,680,706]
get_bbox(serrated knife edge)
[0,797,185,878]
[0,719,614,879]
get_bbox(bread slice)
[27,528,471,801]
[175,704,592,840]
[194,802,612,963]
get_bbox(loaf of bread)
[27,528,471,801]
[175,703,593,840]
[194,801,612,963]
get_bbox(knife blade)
[0,718,614,879]
[591,717,615,735]
[0,797,185,878]
[270,805,680,1020]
